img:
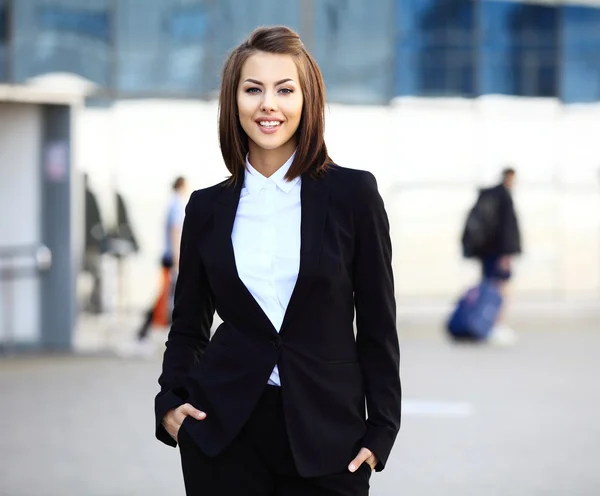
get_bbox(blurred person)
[83,173,106,314]
[114,190,140,256]
[131,176,188,354]
[461,167,522,346]
[155,26,401,496]
[103,190,141,315]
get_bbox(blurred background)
[0,0,599,495]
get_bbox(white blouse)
[231,152,301,386]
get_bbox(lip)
[255,118,283,135]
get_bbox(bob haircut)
[218,25,331,182]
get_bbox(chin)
[250,136,292,151]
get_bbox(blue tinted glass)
[395,0,475,98]
[312,0,395,104]
[561,5,600,103]
[169,5,206,44]
[116,0,209,96]
[0,0,6,82]
[480,0,558,97]
[38,4,109,41]
[12,0,111,86]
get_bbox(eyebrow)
[244,78,294,86]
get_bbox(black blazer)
[155,164,402,478]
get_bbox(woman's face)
[237,51,304,156]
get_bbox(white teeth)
[259,121,281,127]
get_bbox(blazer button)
[272,337,282,349]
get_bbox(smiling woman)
[236,51,304,176]
[155,25,401,496]
[218,26,330,183]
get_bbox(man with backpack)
[457,167,522,345]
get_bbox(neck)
[248,140,296,178]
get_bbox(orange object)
[152,267,172,327]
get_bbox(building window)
[168,5,206,44]
[116,0,210,96]
[313,0,394,104]
[0,0,6,81]
[37,4,110,41]
[561,5,600,103]
[480,0,559,98]
[12,0,112,86]
[396,0,476,98]
[0,1,6,40]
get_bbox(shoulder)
[324,165,388,229]
[479,185,500,200]
[487,184,511,203]
[324,164,379,199]
[187,178,233,212]
[488,184,506,196]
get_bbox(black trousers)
[178,385,372,496]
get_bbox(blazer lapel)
[212,178,279,336]
[280,173,329,334]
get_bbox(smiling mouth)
[257,120,282,129]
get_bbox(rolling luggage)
[447,281,502,341]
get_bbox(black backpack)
[461,188,499,258]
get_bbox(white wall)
[0,103,42,342]
[76,97,600,310]
[389,97,600,302]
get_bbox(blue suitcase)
[447,281,503,341]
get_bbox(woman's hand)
[348,447,378,473]
[162,403,207,442]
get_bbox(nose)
[260,91,277,112]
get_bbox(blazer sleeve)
[352,172,401,471]
[154,190,215,447]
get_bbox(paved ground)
[1,312,599,496]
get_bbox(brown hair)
[502,167,516,178]
[172,176,186,191]
[218,25,331,182]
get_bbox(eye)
[245,87,261,94]
[279,88,294,95]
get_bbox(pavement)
[0,308,599,496]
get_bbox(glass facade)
[396,0,476,97]
[116,0,209,96]
[561,4,600,103]
[11,0,112,86]
[1,0,599,104]
[480,1,559,98]
[313,0,395,104]
[0,0,6,82]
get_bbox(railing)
[0,244,52,351]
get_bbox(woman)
[155,26,401,496]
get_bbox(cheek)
[237,101,255,133]
[287,97,304,123]
[237,94,254,119]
